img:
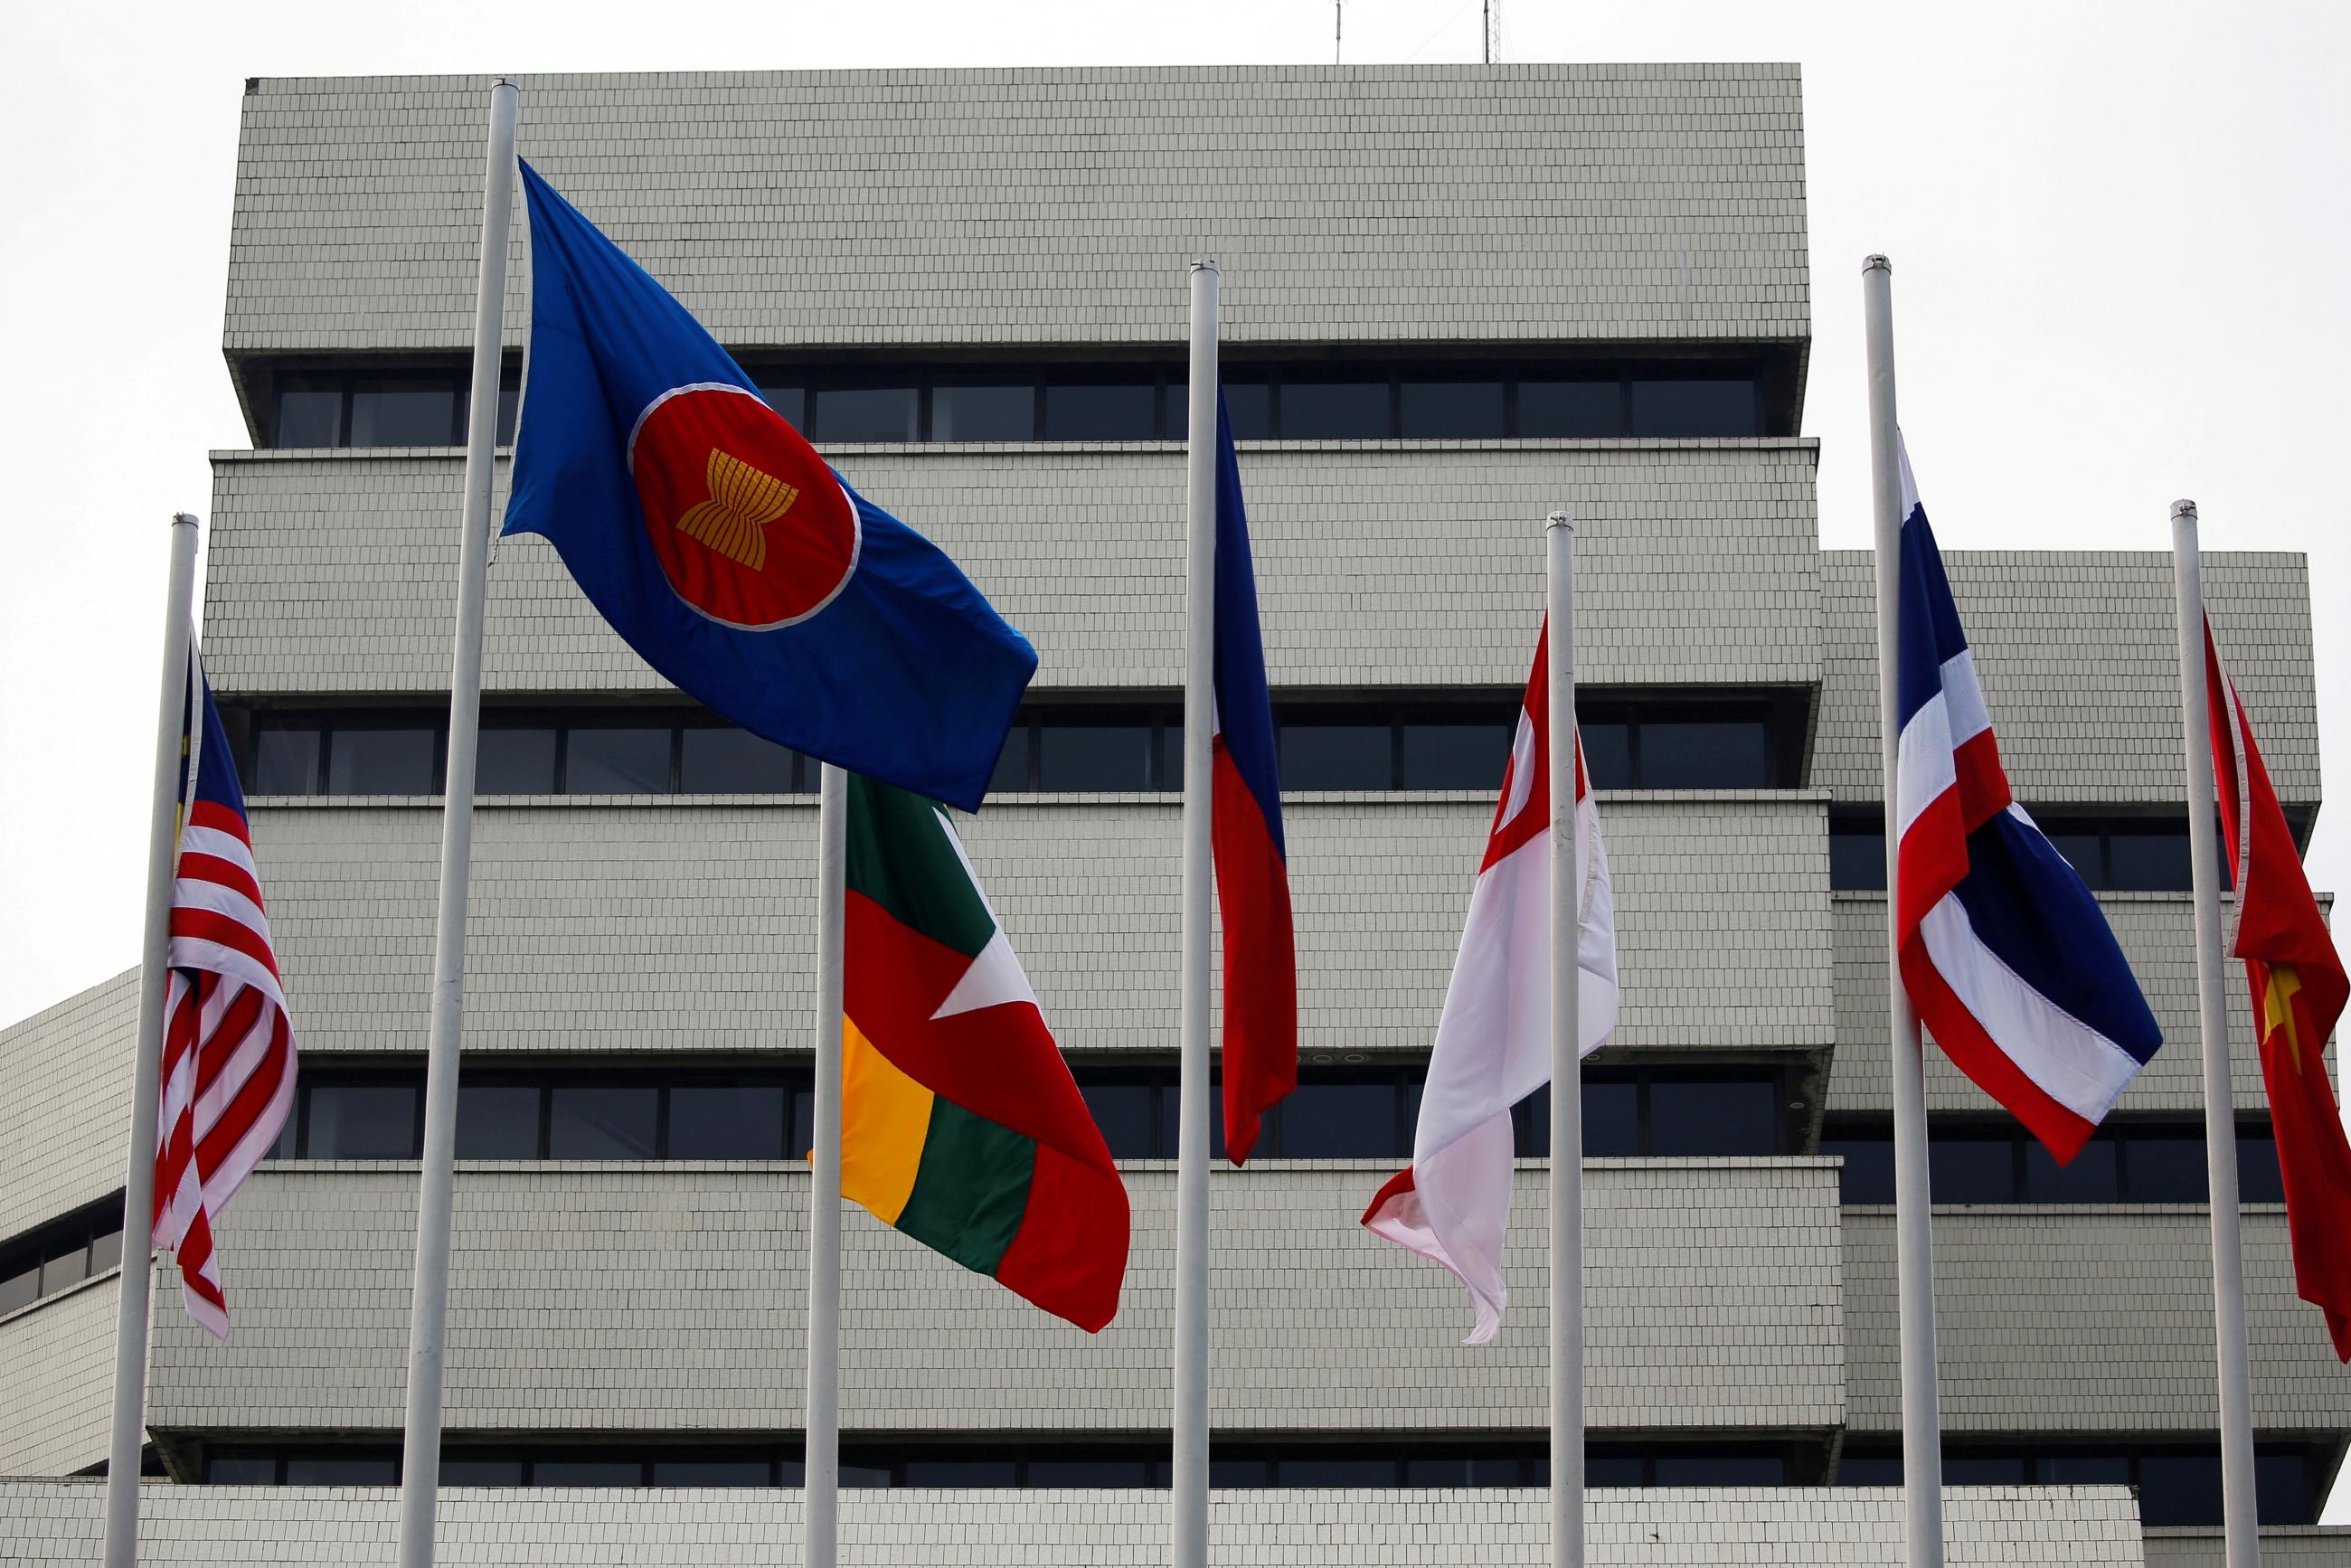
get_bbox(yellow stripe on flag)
[839,1017,934,1225]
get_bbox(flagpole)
[805,760,848,1567]
[395,76,516,1568]
[1173,256,1219,1568]
[1862,253,1945,1568]
[1544,510,1584,1568]
[99,512,200,1568]
[2167,499,2263,1568]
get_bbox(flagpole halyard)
[1173,256,1219,1568]
[1544,510,1583,1568]
[395,75,516,1568]
[100,511,201,1568]
[2167,499,2263,1568]
[1862,253,1945,1568]
[806,760,848,1568]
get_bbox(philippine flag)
[1210,392,1298,1166]
[1362,622,1617,1344]
[1893,438,2160,1160]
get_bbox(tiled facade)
[0,62,2340,1563]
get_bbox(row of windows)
[201,1440,1789,1490]
[236,696,1799,799]
[1821,1119,2289,1206]
[1829,813,2219,893]
[0,1196,125,1318]
[272,368,521,449]
[1835,1445,2317,1527]
[265,356,1770,449]
[266,1065,1799,1166]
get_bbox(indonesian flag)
[2205,617,2351,1359]
[1362,622,1617,1345]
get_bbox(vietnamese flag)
[2205,618,2351,1360]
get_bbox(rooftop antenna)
[1336,2,1343,64]
[1485,0,1502,64]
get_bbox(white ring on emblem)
[626,382,864,631]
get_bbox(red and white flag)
[1362,622,1617,1344]
[153,652,298,1339]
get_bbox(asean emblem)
[626,383,861,629]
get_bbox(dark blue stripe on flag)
[1895,505,1974,731]
[1212,393,1284,859]
[1946,810,2164,1068]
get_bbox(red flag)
[2205,618,2351,1359]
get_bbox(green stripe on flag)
[894,1098,1036,1275]
[845,775,996,960]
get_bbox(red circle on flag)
[627,383,860,629]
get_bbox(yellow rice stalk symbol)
[675,449,800,571]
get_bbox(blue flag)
[504,160,1035,811]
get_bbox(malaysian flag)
[153,651,297,1338]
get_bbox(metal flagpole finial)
[1545,510,1573,534]
[1190,259,1218,275]
[2172,499,2199,522]
[171,512,199,527]
[1864,253,1891,274]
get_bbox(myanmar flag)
[841,776,1129,1330]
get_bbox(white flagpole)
[2167,499,2263,1568]
[805,760,848,1568]
[395,76,516,1568]
[1861,253,1945,1568]
[1544,510,1583,1568]
[1174,257,1219,1568]
[100,511,200,1568]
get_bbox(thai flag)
[1210,391,1297,1166]
[1893,439,2160,1160]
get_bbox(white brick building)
[0,64,2342,1565]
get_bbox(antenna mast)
[1336,2,1343,65]
[1485,0,1502,65]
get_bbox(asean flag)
[504,161,1034,811]
[1362,623,1617,1344]
[1210,392,1297,1166]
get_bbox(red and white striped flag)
[1362,620,1617,1344]
[153,653,297,1339]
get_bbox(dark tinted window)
[652,1459,770,1487]
[1942,1456,2028,1486]
[533,1459,642,1487]
[759,385,806,428]
[1043,383,1155,440]
[2255,1451,2309,1525]
[567,728,671,794]
[813,386,917,442]
[39,1242,88,1294]
[1929,1137,2017,1203]
[456,1085,542,1159]
[1836,1454,1903,1485]
[1398,723,1511,790]
[285,1456,397,1486]
[1028,1458,1159,1487]
[2043,1454,2130,1485]
[477,727,558,795]
[904,1459,1017,1486]
[1222,383,1271,440]
[441,1459,525,1486]
[252,726,322,795]
[1579,1080,1640,1158]
[2237,1130,2287,1204]
[1585,1454,1646,1487]
[1629,379,1756,438]
[1280,724,1389,790]
[1519,381,1622,438]
[1400,381,1503,439]
[275,377,344,447]
[2025,1137,2120,1203]
[1278,1456,1395,1487]
[307,1084,419,1158]
[88,1229,122,1275]
[2107,831,2193,892]
[1653,1453,1785,1486]
[1038,725,1152,791]
[206,1455,279,1484]
[1830,829,1887,891]
[1579,723,1631,789]
[2137,1453,2224,1527]
[548,1086,659,1159]
[1279,1083,1403,1159]
[327,728,436,795]
[1638,720,1769,789]
[349,378,458,446]
[2126,1132,2207,1203]
[669,1085,786,1160]
[1281,381,1388,439]
[934,385,1034,442]
[1820,1136,1895,1204]
[1080,1082,1157,1161]
[2044,831,2104,884]
[680,728,800,793]
[1650,1080,1779,1157]
[989,724,1033,792]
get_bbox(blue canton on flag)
[1892,437,2161,1160]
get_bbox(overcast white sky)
[4,0,2348,1505]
